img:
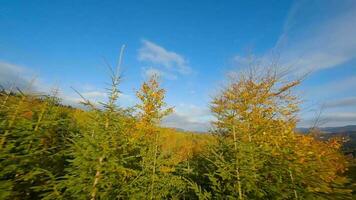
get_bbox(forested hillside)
[0,63,354,199]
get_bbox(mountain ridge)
[297,125,356,134]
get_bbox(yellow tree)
[207,68,299,199]
[134,75,185,199]
[200,66,351,199]
[136,74,173,128]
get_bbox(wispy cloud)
[0,60,136,109]
[163,113,210,132]
[63,89,136,108]
[0,61,34,90]
[297,74,356,127]
[81,91,107,99]
[324,97,356,108]
[300,112,356,128]
[277,0,356,73]
[234,1,356,128]
[138,40,192,79]
[143,67,177,80]
[304,75,356,98]
[162,104,213,132]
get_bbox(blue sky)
[1,0,356,131]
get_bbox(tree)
[132,74,186,199]
[0,89,75,200]
[52,46,140,199]
[189,66,351,199]
[136,74,173,128]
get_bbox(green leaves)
[0,92,74,199]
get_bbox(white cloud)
[162,113,210,132]
[117,93,137,107]
[324,97,356,108]
[143,67,177,80]
[62,89,136,108]
[162,104,213,132]
[0,61,79,108]
[297,74,356,127]
[60,94,83,107]
[304,75,356,98]
[138,40,192,78]
[300,112,356,128]
[0,61,62,95]
[0,60,137,109]
[326,76,356,93]
[0,61,33,90]
[276,0,356,74]
[81,91,107,98]
[232,55,253,67]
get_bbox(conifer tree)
[53,46,139,199]
[0,50,351,200]
[189,67,351,199]
[136,74,173,127]
[133,74,186,199]
[0,88,28,199]
[0,88,74,199]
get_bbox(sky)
[1,0,356,131]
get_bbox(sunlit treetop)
[136,74,173,126]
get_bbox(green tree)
[54,46,139,199]
[0,88,75,200]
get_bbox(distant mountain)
[319,125,356,133]
[297,125,356,134]
[297,125,356,156]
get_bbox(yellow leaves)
[298,157,305,164]
[159,166,175,173]
[211,69,301,145]
[328,138,343,149]
[288,134,349,192]
[22,110,33,119]
[157,128,212,164]
[136,75,173,127]
[271,149,280,156]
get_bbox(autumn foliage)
[0,56,353,199]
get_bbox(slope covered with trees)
[0,54,354,199]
